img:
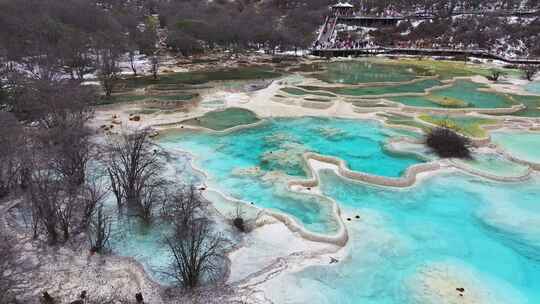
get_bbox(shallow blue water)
[268,170,540,303]
[107,152,205,283]
[491,131,540,164]
[159,117,423,234]
[391,80,514,109]
[525,81,540,94]
[108,115,540,302]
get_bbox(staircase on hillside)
[315,16,338,48]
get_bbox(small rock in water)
[355,215,360,219]
[456,287,465,293]
[347,218,351,221]
[330,257,339,264]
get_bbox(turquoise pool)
[106,114,540,303]
[300,79,442,97]
[159,117,423,234]
[457,153,530,178]
[313,60,431,84]
[492,131,540,164]
[391,80,514,109]
[107,152,205,283]
[525,81,540,94]
[264,170,540,304]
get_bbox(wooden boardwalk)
[340,8,539,21]
[311,47,540,65]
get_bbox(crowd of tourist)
[315,36,487,51]
[313,35,528,60]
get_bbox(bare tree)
[7,78,95,129]
[88,203,112,254]
[0,112,25,198]
[60,28,95,81]
[161,186,203,232]
[96,48,121,98]
[57,195,78,242]
[106,129,164,221]
[26,159,88,244]
[163,186,225,289]
[128,49,139,77]
[150,54,160,81]
[44,123,94,187]
[139,17,160,80]
[137,178,168,225]
[80,178,110,230]
[165,218,225,289]
[27,169,62,244]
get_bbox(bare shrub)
[522,65,539,81]
[232,205,246,233]
[426,127,472,159]
[486,69,504,82]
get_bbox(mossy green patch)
[418,114,497,138]
[304,98,332,103]
[300,79,442,97]
[378,113,430,131]
[149,93,198,102]
[150,83,210,91]
[384,59,494,80]
[427,95,470,107]
[313,59,432,84]
[97,92,198,105]
[181,108,260,131]
[120,67,282,90]
[391,80,514,109]
[281,87,336,97]
[289,63,325,73]
[504,95,540,117]
[98,94,148,105]
[131,109,160,115]
[352,100,395,108]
